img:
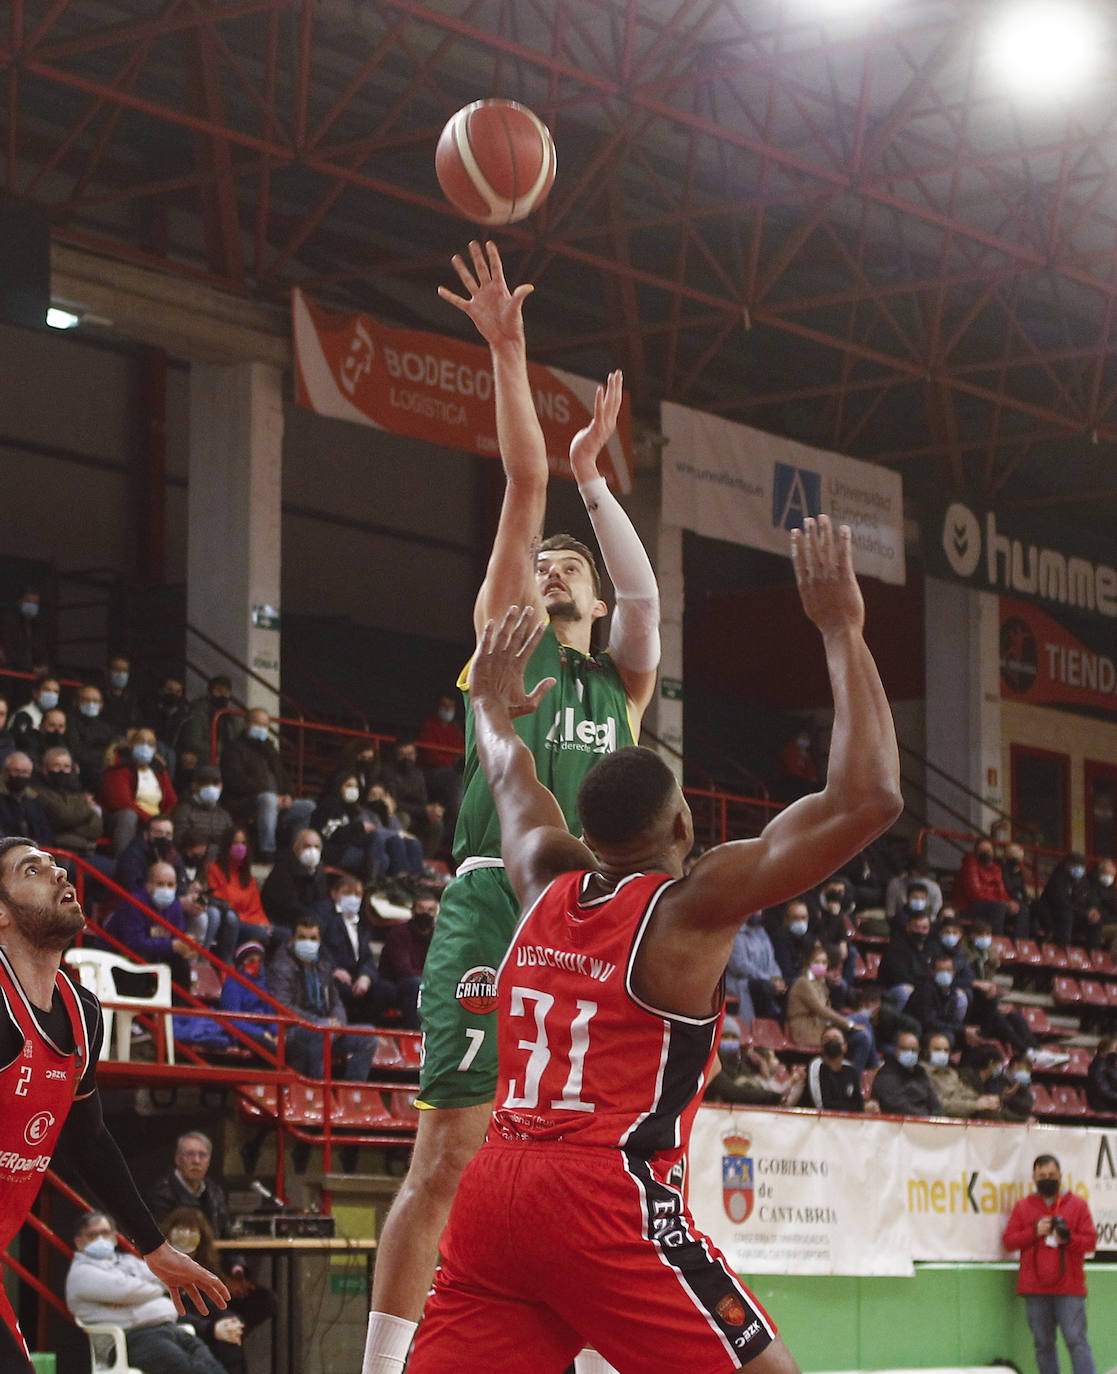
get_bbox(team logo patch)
[716,1294,748,1326]
[722,1133,754,1223]
[456,966,498,1014]
[24,1111,55,1147]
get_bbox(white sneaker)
[1029,1049,1070,1069]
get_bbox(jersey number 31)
[502,987,598,1114]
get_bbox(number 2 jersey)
[490,870,723,1170]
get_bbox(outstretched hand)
[471,606,556,718]
[790,515,864,636]
[437,240,532,350]
[569,370,623,484]
[145,1240,230,1317]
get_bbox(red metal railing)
[209,707,399,795]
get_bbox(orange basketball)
[435,99,556,226]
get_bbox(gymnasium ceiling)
[5,0,1117,524]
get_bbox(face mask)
[83,1237,115,1261]
[822,1041,844,1059]
[412,912,435,935]
[934,969,953,987]
[211,695,231,711]
[977,850,995,866]
[437,707,455,723]
[338,893,362,916]
[151,885,176,909]
[342,786,360,804]
[159,692,182,711]
[940,932,960,948]
[910,929,928,944]
[1069,865,1085,881]
[6,775,29,794]
[1014,1070,1032,1085]
[241,958,262,979]
[247,725,270,742]
[789,920,808,937]
[974,935,993,950]
[907,897,927,912]
[1100,873,1115,888]
[19,600,39,619]
[38,691,59,711]
[229,842,248,863]
[151,836,173,858]
[47,770,76,789]
[809,961,828,979]
[795,734,810,749]
[132,743,155,765]
[298,846,321,870]
[929,1049,950,1069]
[79,700,102,718]
[1035,1176,1059,1197]
[294,938,320,963]
[897,1049,919,1070]
[198,785,221,805]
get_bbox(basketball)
[435,99,556,226]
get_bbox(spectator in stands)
[954,836,1019,936]
[3,586,50,671]
[379,889,438,1030]
[961,1041,1007,1094]
[997,1052,1036,1123]
[962,918,1038,1057]
[770,725,820,804]
[217,940,279,1051]
[313,772,393,886]
[936,912,975,1007]
[1086,1037,1117,1117]
[367,782,426,888]
[871,1031,942,1116]
[66,1209,226,1374]
[891,878,935,935]
[769,898,817,984]
[416,691,465,815]
[786,942,874,1074]
[0,696,15,769]
[725,911,786,1025]
[220,706,314,860]
[100,727,178,854]
[1000,843,1032,939]
[786,1027,876,1113]
[148,675,190,770]
[267,915,377,1081]
[0,750,53,846]
[922,1031,1002,1118]
[1090,858,1117,942]
[158,1208,247,1374]
[381,739,430,831]
[178,674,239,775]
[261,828,328,931]
[885,852,943,923]
[70,682,117,790]
[102,859,192,992]
[146,1132,274,1331]
[878,906,938,1015]
[34,705,71,764]
[116,812,184,895]
[907,951,967,1048]
[179,830,210,887]
[173,763,234,859]
[704,1016,797,1106]
[34,745,103,858]
[816,876,859,985]
[409,798,447,863]
[207,825,285,956]
[1036,852,1101,950]
[318,870,395,1023]
[839,842,892,911]
[10,673,62,755]
[102,654,139,731]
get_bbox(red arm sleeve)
[1003,1202,1037,1254]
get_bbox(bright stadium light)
[45,307,81,330]
[985,1,1101,101]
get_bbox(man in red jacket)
[953,837,1019,936]
[1003,1154,1097,1374]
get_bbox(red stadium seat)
[1015,940,1043,966]
[1062,1046,1093,1077]
[398,1034,423,1068]
[1020,1005,1053,1036]
[1041,943,1069,969]
[1089,948,1117,975]
[281,1083,325,1126]
[1105,982,1117,1007]
[992,936,1016,963]
[389,1090,420,1123]
[239,1083,278,1121]
[372,1037,405,1069]
[1066,945,1091,971]
[749,1018,792,1051]
[1049,1084,1089,1118]
[332,1086,398,1129]
[1030,1083,1057,1116]
[1052,976,1080,1006]
[1078,979,1110,1007]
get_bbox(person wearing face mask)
[157,1207,248,1374]
[906,952,967,1048]
[786,943,875,1075]
[870,1030,943,1116]
[884,853,943,924]
[205,826,287,963]
[116,813,186,893]
[878,907,940,1017]
[920,1032,1002,1118]
[1085,1036,1117,1116]
[99,728,178,854]
[960,917,1041,1059]
[0,698,15,771]
[66,1209,228,1374]
[172,763,235,860]
[771,724,820,804]
[379,739,431,832]
[33,746,104,857]
[318,871,395,1023]
[145,675,191,773]
[1088,858,1117,945]
[1004,1153,1099,1374]
[221,707,315,859]
[101,859,193,995]
[1036,851,1101,950]
[69,683,117,789]
[953,836,1018,936]
[100,654,139,731]
[267,916,377,1082]
[2,588,50,672]
[769,898,818,984]
[312,773,394,887]
[415,692,466,823]
[999,843,1033,939]
[995,1052,1037,1123]
[725,910,787,1025]
[217,940,280,1050]
[0,752,54,847]
[704,1017,798,1106]
[10,674,63,757]
[177,674,240,778]
[261,828,330,931]
[786,1028,875,1113]
[379,891,440,1030]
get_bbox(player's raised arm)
[438,240,548,633]
[470,606,592,906]
[569,371,661,723]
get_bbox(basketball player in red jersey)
[0,837,228,1372]
[407,516,902,1374]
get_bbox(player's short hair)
[577,747,677,847]
[538,534,602,597]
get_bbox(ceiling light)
[45,307,81,330]
[985,1,1101,101]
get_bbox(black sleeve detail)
[54,1090,166,1255]
[74,984,104,1095]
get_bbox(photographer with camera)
[1003,1153,1098,1374]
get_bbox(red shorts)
[408,1140,776,1374]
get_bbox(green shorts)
[417,865,523,1109]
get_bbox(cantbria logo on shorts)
[722,1133,755,1224]
[24,1111,55,1147]
[456,966,498,1014]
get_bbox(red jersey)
[0,948,91,1252]
[490,871,722,1169]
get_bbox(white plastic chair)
[63,948,175,1065]
[76,1322,143,1373]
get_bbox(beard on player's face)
[545,595,582,622]
[0,880,86,951]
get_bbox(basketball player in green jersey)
[363,241,661,1374]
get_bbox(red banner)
[1000,596,1117,715]
[292,288,632,492]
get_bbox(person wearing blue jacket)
[100,860,192,993]
[217,941,278,1048]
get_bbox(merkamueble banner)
[660,403,905,585]
[689,1107,1117,1276]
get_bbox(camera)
[1051,1216,1071,1243]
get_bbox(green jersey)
[452,622,635,862]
